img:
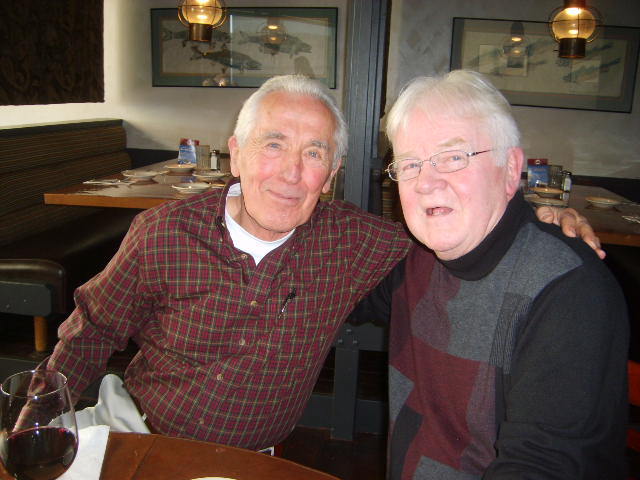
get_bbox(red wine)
[3,427,77,480]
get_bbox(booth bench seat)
[0,119,140,353]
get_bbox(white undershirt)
[225,183,295,265]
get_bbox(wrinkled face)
[394,108,522,260]
[228,91,340,241]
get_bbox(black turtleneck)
[441,191,533,281]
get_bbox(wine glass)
[0,370,78,480]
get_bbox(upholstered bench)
[0,119,140,353]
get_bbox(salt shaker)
[210,149,220,170]
[561,170,572,204]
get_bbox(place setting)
[163,163,196,174]
[584,195,640,210]
[193,170,229,183]
[526,186,566,208]
[121,168,168,182]
[171,182,213,195]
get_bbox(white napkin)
[59,425,110,480]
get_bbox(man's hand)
[535,206,605,259]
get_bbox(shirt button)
[216,373,223,381]
[250,300,258,307]
[239,338,246,346]
[199,419,204,425]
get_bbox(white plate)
[531,186,563,198]
[191,478,237,480]
[121,169,166,180]
[165,163,195,173]
[585,196,621,209]
[191,477,237,480]
[530,197,565,208]
[171,182,211,194]
[194,171,228,181]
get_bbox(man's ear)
[322,156,343,194]
[228,136,240,177]
[505,147,524,198]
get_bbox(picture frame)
[151,7,338,88]
[450,17,640,112]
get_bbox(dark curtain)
[0,0,104,105]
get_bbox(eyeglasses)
[385,149,493,182]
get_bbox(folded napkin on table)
[59,425,110,480]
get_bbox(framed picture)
[151,7,337,88]
[450,17,640,112]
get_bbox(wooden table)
[44,162,229,210]
[567,185,640,247]
[0,432,339,480]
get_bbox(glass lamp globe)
[178,0,226,42]
[548,0,600,58]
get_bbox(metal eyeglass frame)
[385,149,493,181]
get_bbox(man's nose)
[280,150,303,183]
[414,161,446,193]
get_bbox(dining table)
[44,164,640,247]
[43,161,231,210]
[0,431,340,480]
[565,185,640,247]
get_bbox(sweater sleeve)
[484,265,629,479]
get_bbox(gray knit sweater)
[352,193,629,479]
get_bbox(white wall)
[0,0,347,154]
[386,0,640,178]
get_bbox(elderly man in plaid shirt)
[47,75,602,450]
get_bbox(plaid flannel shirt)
[49,180,411,449]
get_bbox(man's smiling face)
[228,91,340,241]
[394,107,520,260]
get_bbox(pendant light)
[548,0,601,58]
[178,0,226,43]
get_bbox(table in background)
[0,432,339,480]
[567,185,640,247]
[44,162,229,210]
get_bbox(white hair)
[386,70,521,166]
[233,75,347,168]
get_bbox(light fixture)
[548,0,601,59]
[259,17,288,49]
[503,21,527,59]
[178,0,226,43]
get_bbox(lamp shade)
[548,0,601,58]
[178,0,226,42]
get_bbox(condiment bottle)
[210,149,220,170]
[562,170,572,204]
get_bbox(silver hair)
[385,70,521,166]
[233,75,347,169]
